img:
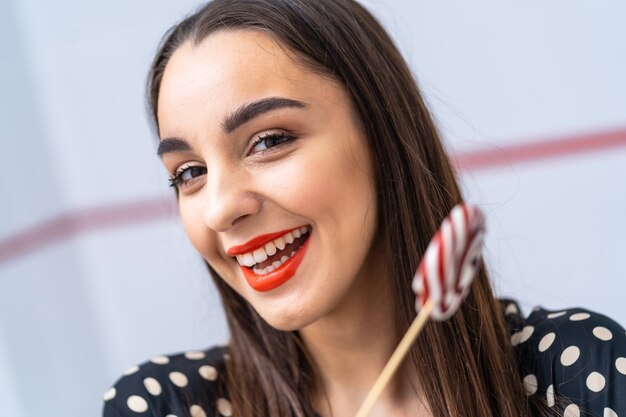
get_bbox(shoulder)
[102,345,233,417]
[502,300,626,416]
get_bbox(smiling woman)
[156,29,380,335]
[101,1,626,417]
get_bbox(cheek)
[179,198,208,253]
[261,138,377,241]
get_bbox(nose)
[201,165,262,232]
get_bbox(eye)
[168,165,207,189]
[249,132,296,155]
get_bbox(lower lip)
[241,235,311,292]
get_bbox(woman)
[103,1,626,416]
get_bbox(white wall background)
[0,1,624,416]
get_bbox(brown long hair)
[147,1,544,416]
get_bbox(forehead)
[157,30,340,133]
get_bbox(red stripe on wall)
[1,126,625,265]
[0,197,177,265]
[452,126,626,171]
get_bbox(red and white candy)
[412,204,486,320]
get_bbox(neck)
[298,250,423,416]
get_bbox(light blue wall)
[1,1,625,417]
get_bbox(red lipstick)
[242,236,310,292]
[226,226,303,255]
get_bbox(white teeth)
[274,237,286,250]
[264,241,277,256]
[253,248,267,263]
[234,226,310,268]
[250,258,286,276]
[242,253,255,267]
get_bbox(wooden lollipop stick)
[354,299,434,417]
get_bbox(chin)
[255,300,319,332]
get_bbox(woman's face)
[157,30,381,331]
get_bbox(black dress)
[102,301,626,417]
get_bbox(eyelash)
[168,165,205,189]
[249,131,295,154]
[168,131,297,189]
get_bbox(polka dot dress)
[102,346,232,417]
[102,302,626,416]
[503,299,626,416]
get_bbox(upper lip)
[225,225,307,256]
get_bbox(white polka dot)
[560,346,580,366]
[538,332,556,352]
[150,355,170,365]
[564,404,580,417]
[143,377,162,396]
[604,407,618,417]
[586,371,606,392]
[199,365,218,381]
[593,326,613,341]
[570,312,590,321]
[217,398,233,416]
[522,374,538,396]
[127,395,149,413]
[519,326,534,343]
[223,353,231,361]
[123,365,139,376]
[169,371,189,387]
[511,326,534,346]
[616,357,626,375]
[190,405,207,417]
[103,387,116,401]
[185,351,206,360]
[165,415,178,417]
[547,311,566,319]
[505,303,518,315]
[546,384,554,407]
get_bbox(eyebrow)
[157,97,308,157]
[222,97,308,133]
[157,138,191,157]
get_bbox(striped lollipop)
[355,203,486,417]
[412,203,486,320]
